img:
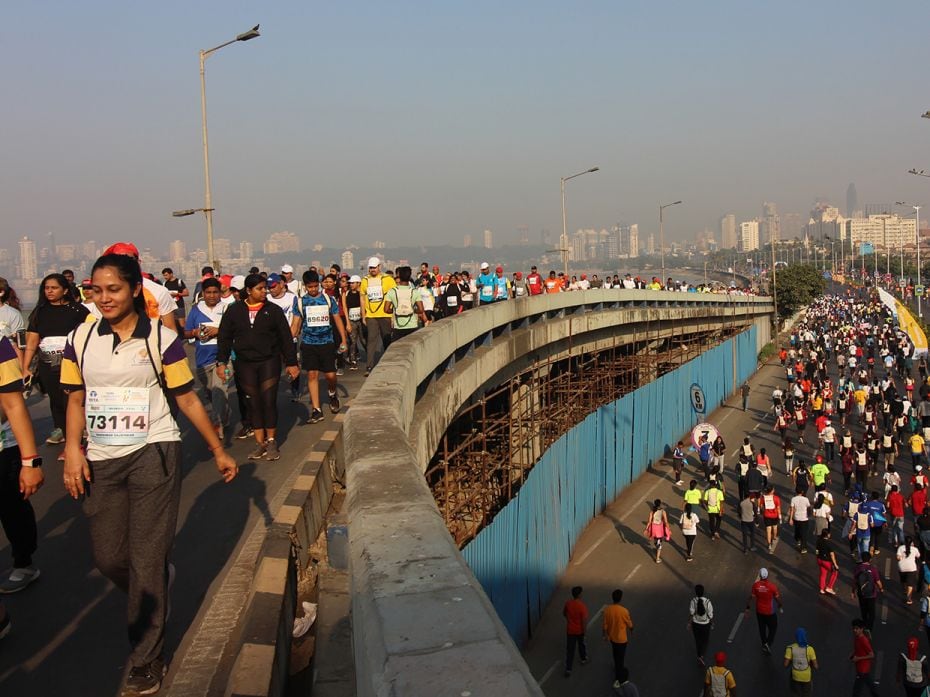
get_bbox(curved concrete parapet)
[343,290,774,697]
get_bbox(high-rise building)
[483,229,493,249]
[571,230,587,261]
[214,238,232,260]
[341,250,355,271]
[18,236,37,281]
[761,202,780,245]
[463,233,472,248]
[629,224,639,257]
[169,240,187,262]
[55,244,77,262]
[373,240,386,250]
[846,183,859,218]
[645,232,655,255]
[239,241,254,260]
[81,241,98,260]
[262,231,300,255]
[720,214,737,249]
[739,221,760,251]
[517,225,529,246]
[846,214,916,251]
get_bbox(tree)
[771,264,825,318]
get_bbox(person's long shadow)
[165,461,271,661]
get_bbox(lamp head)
[922,111,930,119]
[237,25,260,42]
[172,209,197,217]
[587,167,600,173]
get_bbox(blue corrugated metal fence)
[461,327,758,645]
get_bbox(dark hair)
[820,527,831,539]
[62,269,74,277]
[905,535,914,558]
[162,267,173,275]
[571,586,583,599]
[30,272,82,325]
[0,277,21,310]
[201,266,214,275]
[249,267,260,275]
[612,589,623,603]
[201,278,221,291]
[91,254,146,316]
[243,274,265,291]
[303,270,320,285]
[397,266,413,283]
[694,584,704,596]
[330,263,341,273]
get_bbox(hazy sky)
[4,1,930,253]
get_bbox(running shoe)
[264,440,280,461]
[235,426,254,440]
[308,409,324,424]
[45,428,65,445]
[122,657,167,696]
[0,566,40,594]
[329,391,340,414]
[247,443,266,460]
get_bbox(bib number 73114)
[86,386,151,446]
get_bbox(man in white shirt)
[281,264,300,296]
[788,490,812,553]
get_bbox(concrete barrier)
[344,290,774,697]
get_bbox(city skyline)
[3,3,930,251]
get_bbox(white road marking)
[624,563,642,583]
[572,529,614,566]
[726,612,744,643]
[587,605,605,631]
[884,557,891,579]
[537,660,560,687]
[881,601,889,625]
[874,650,884,684]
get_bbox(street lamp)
[659,200,682,285]
[898,201,924,317]
[560,167,599,278]
[176,24,261,273]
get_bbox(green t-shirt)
[810,463,829,486]
[384,285,421,330]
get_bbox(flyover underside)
[426,319,748,547]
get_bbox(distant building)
[463,233,472,248]
[169,240,187,262]
[645,233,655,255]
[781,213,803,241]
[629,224,639,258]
[262,231,300,255]
[517,225,529,245]
[739,221,760,251]
[761,202,779,245]
[81,241,98,260]
[571,230,587,262]
[846,183,859,218]
[213,238,231,260]
[341,250,355,271]
[846,214,916,251]
[483,229,493,249]
[720,214,737,249]
[239,241,254,260]
[18,236,37,281]
[373,240,386,250]
[55,244,77,262]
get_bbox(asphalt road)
[523,355,925,696]
[0,366,362,696]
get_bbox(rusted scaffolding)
[426,322,745,547]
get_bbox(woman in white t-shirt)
[679,502,700,562]
[897,536,922,604]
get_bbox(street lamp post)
[899,200,925,318]
[560,167,599,279]
[179,25,261,273]
[659,200,682,285]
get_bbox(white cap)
[368,256,381,268]
[281,264,294,273]
[480,262,489,269]
[230,275,246,290]
[919,465,924,471]
[349,274,361,283]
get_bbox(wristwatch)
[21,456,43,468]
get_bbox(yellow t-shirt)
[910,434,925,454]
[784,643,816,682]
[359,273,397,319]
[684,489,702,506]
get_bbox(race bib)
[348,307,361,321]
[86,387,150,446]
[305,305,330,327]
[39,336,67,353]
[366,285,383,302]
[446,296,458,307]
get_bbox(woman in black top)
[215,274,298,461]
[23,273,90,449]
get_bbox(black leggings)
[37,360,66,433]
[235,357,281,430]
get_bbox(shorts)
[764,517,779,528]
[900,570,917,586]
[300,342,336,373]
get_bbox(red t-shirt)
[910,489,927,516]
[563,598,589,635]
[887,491,906,518]
[853,633,873,674]
[526,273,543,295]
[751,580,781,615]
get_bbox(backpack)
[902,654,925,684]
[790,644,810,672]
[707,490,719,508]
[707,667,731,697]
[856,512,871,532]
[393,286,416,317]
[856,566,876,597]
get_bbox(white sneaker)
[0,566,40,593]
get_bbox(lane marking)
[572,529,614,566]
[537,660,560,687]
[624,563,642,583]
[881,601,889,625]
[874,650,884,684]
[726,613,744,643]
[884,557,891,579]
[587,605,605,632]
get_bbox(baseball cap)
[368,256,381,268]
[103,241,140,259]
[918,465,924,472]
[267,273,283,286]
[495,265,503,273]
[281,264,294,273]
[81,278,92,288]
[219,274,233,288]
[349,274,361,283]
[759,567,768,579]
[480,262,489,270]
[715,651,727,666]
[230,275,246,290]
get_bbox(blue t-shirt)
[477,272,496,301]
[185,301,227,368]
[299,294,339,345]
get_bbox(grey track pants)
[83,441,181,668]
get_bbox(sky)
[4,1,930,253]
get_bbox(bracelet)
[19,454,38,460]
[209,443,224,452]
